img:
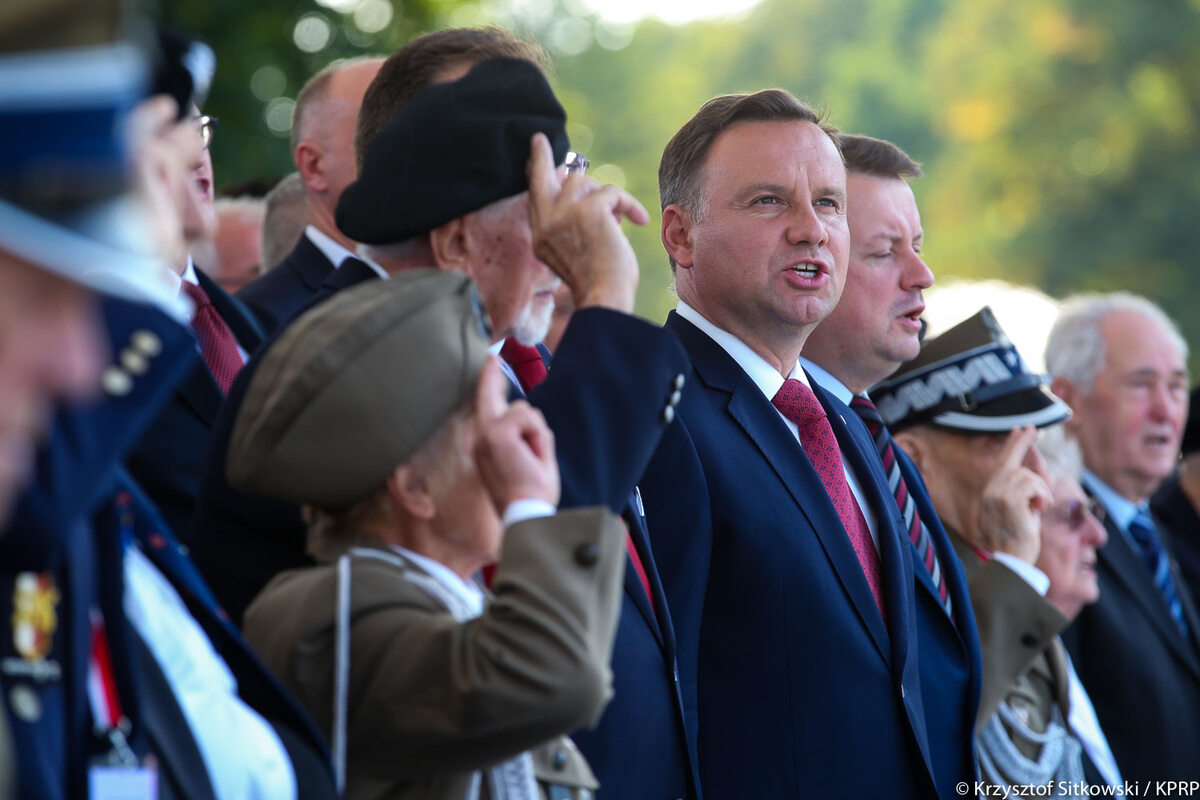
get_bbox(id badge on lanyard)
[87,606,157,800]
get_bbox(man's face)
[1037,475,1106,620]
[212,207,264,293]
[0,252,105,525]
[1060,310,1188,502]
[465,193,560,345]
[311,60,383,204]
[803,172,932,392]
[669,120,849,367]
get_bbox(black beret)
[336,56,569,244]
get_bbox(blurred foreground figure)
[238,272,624,798]
[881,309,1120,793]
[1047,293,1200,783]
[0,17,337,798]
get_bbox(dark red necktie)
[181,280,243,394]
[772,379,886,621]
[499,339,549,395]
[497,340,656,611]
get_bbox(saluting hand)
[977,426,1053,563]
[526,132,649,314]
[473,356,561,511]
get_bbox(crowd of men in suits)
[2,3,1200,798]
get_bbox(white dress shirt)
[124,545,296,800]
[678,302,879,550]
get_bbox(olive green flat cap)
[227,269,492,509]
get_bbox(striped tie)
[1128,509,1190,641]
[850,394,953,621]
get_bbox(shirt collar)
[305,225,359,270]
[389,544,485,617]
[353,248,391,280]
[1081,469,1141,531]
[676,300,809,401]
[800,357,853,405]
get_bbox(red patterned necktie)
[850,394,953,622]
[499,339,549,395]
[180,280,242,394]
[772,379,886,621]
[497,338,656,610]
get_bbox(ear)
[428,217,470,275]
[386,465,436,521]
[294,141,328,193]
[661,204,696,270]
[1050,377,1081,434]
[892,429,926,473]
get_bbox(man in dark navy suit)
[1047,293,1200,783]
[801,134,982,798]
[235,57,382,334]
[125,105,266,546]
[640,90,940,797]
[331,55,700,800]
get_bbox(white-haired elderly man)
[1047,292,1200,784]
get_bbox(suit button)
[552,748,568,770]
[120,348,149,375]
[102,367,133,396]
[1020,632,1040,648]
[131,329,162,357]
[669,389,682,406]
[575,542,599,566]
[901,685,907,700]
[662,405,675,424]
[673,373,685,391]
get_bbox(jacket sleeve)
[246,507,626,782]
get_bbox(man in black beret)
[198,48,700,800]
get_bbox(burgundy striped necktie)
[850,394,953,621]
[773,379,886,621]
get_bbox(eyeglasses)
[564,151,589,175]
[1045,498,1106,531]
[198,115,218,149]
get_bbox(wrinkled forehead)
[702,119,844,192]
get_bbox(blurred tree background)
[164,0,1200,371]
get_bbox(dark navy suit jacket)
[639,312,939,798]
[125,268,264,546]
[1063,496,1200,782]
[808,367,982,797]
[237,233,337,335]
[525,308,700,800]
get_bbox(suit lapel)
[293,234,337,292]
[668,313,891,665]
[1094,508,1200,678]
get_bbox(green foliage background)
[164,0,1200,372]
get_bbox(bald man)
[236,57,382,332]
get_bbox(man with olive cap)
[198,51,698,800]
[236,271,625,799]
